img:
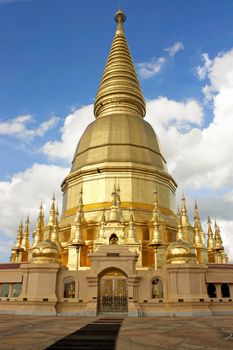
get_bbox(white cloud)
[196,53,212,80]
[0,163,68,245]
[136,41,184,79]
[196,49,233,103]
[42,105,93,161]
[144,48,233,260]
[136,57,167,79]
[165,42,184,57]
[144,48,233,193]
[146,97,203,131]
[0,115,59,140]
[0,237,14,262]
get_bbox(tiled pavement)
[0,315,233,349]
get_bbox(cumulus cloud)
[196,53,212,80]
[0,115,59,140]
[137,48,233,196]
[146,48,233,260]
[146,97,203,131]
[0,236,15,262]
[0,163,68,242]
[136,41,184,79]
[165,42,184,57]
[136,57,167,79]
[42,105,93,161]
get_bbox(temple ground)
[0,315,233,349]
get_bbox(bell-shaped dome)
[166,239,197,264]
[71,114,168,173]
[32,239,61,264]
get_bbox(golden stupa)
[1,9,232,317]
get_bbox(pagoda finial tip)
[114,9,126,23]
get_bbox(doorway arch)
[98,268,128,314]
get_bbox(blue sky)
[1,0,233,175]
[1,0,233,262]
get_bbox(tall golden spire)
[33,203,44,247]
[108,183,121,222]
[47,194,56,227]
[181,193,190,226]
[194,201,206,247]
[128,208,138,243]
[21,215,30,251]
[94,9,146,119]
[15,220,23,249]
[98,209,106,241]
[73,188,86,225]
[72,206,85,245]
[207,216,215,251]
[51,206,60,243]
[193,206,204,249]
[153,189,159,213]
[177,208,185,241]
[150,189,162,244]
[214,221,223,250]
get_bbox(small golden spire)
[116,180,123,221]
[194,201,199,219]
[38,202,44,234]
[128,207,138,243]
[100,208,106,224]
[47,194,56,227]
[15,221,23,249]
[214,221,223,250]
[151,187,160,222]
[72,189,86,245]
[55,205,59,226]
[78,186,83,208]
[194,201,206,247]
[72,208,85,246]
[193,215,204,248]
[207,216,215,251]
[33,203,45,247]
[116,180,121,204]
[21,215,30,251]
[98,209,106,241]
[94,9,145,119]
[51,206,59,243]
[111,183,118,207]
[74,187,86,224]
[181,192,190,226]
[177,208,185,241]
[150,189,162,245]
[153,188,159,213]
[108,183,122,222]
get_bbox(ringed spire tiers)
[94,9,146,119]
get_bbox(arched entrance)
[98,269,128,314]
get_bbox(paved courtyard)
[0,315,233,349]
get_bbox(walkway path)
[45,318,123,350]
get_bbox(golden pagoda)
[1,9,233,317]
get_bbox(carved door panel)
[98,270,128,313]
